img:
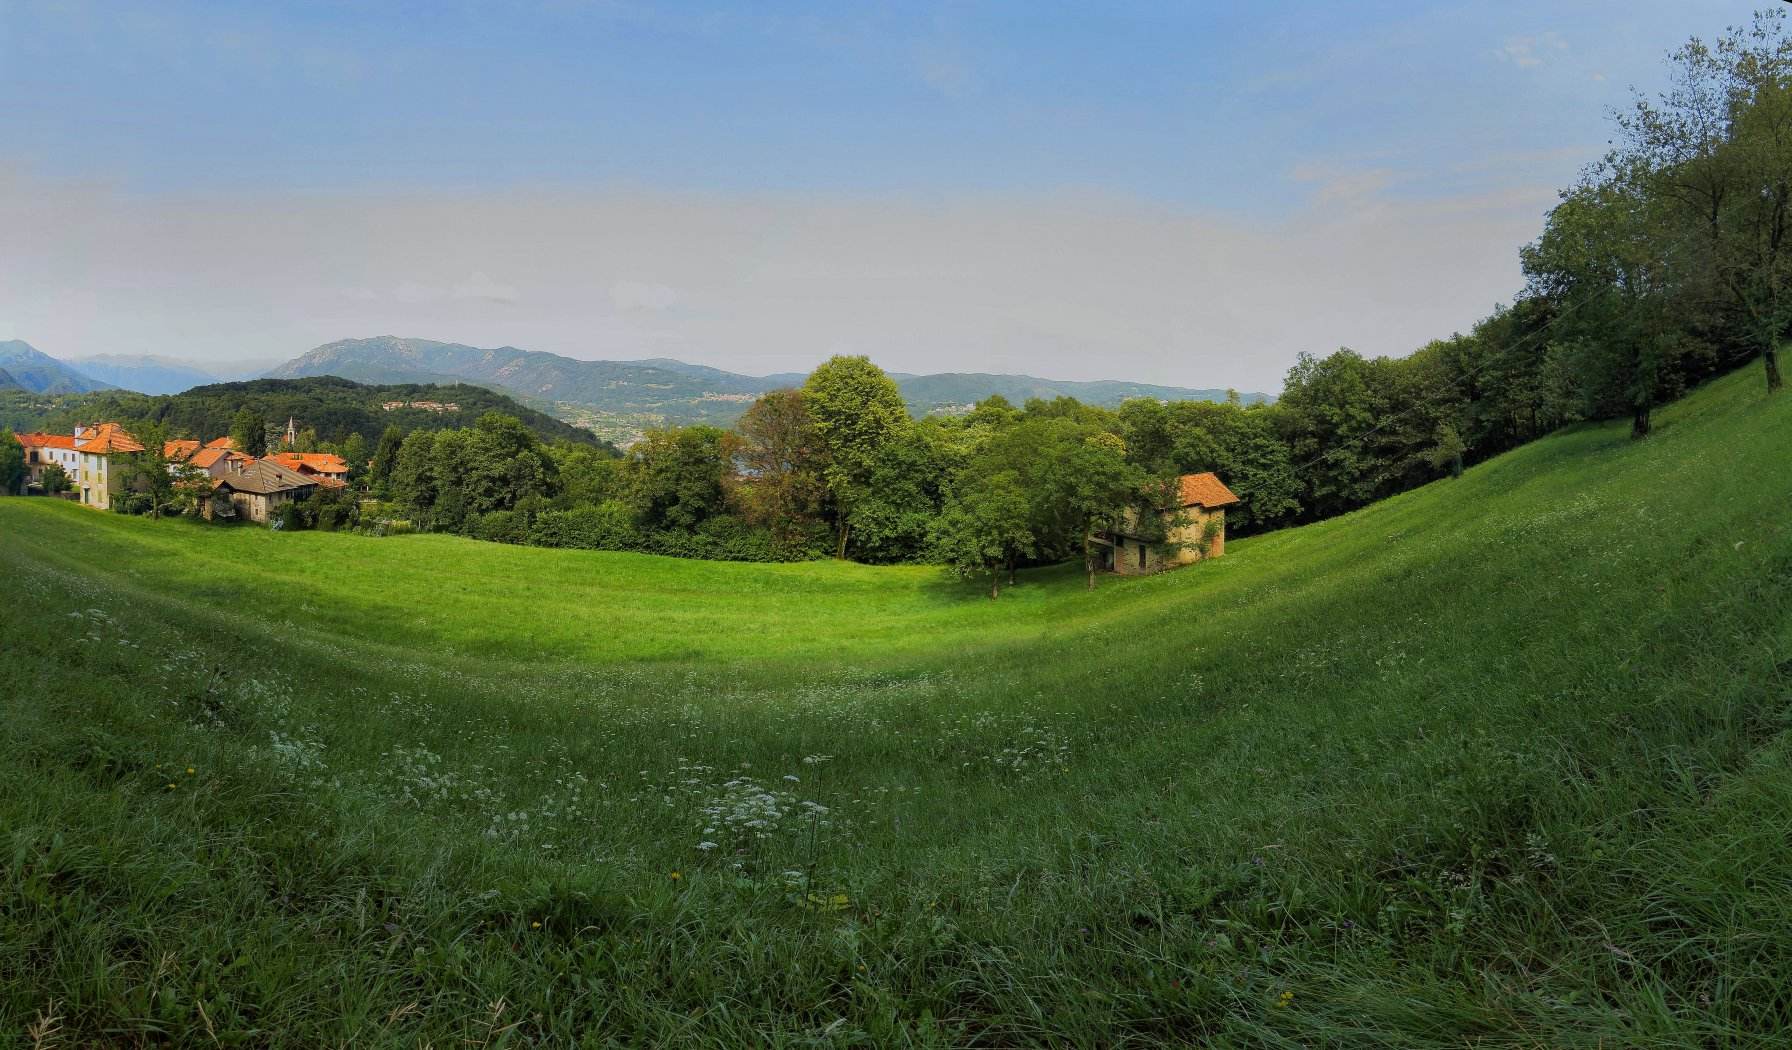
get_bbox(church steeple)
[284,417,297,449]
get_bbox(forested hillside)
[0,376,610,449]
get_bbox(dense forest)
[9,14,1789,592]
[0,377,610,450]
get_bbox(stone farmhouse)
[1097,471,1239,576]
[203,458,319,523]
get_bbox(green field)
[3,365,1790,1046]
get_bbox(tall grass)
[2,365,1789,1046]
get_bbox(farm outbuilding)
[1098,472,1239,575]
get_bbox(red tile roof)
[164,439,201,460]
[13,432,76,450]
[190,447,255,471]
[204,436,235,450]
[267,452,350,476]
[1177,472,1239,508]
[74,423,145,454]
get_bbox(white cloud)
[1495,31,1568,69]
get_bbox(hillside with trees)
[0,376,612,450]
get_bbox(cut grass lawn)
[2,364,1790,1046]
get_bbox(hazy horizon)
[1,1,1767,391]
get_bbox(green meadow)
[3,364,1790,1046]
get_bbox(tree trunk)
[1767,343,1784,394]
[1631,404,1652,440]
[834,521,850,560]
[1084,533,1096,590]
[990,575,999,600]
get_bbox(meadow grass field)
[3,364,1790,1047]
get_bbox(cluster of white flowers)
[989,725,1072,778]
[384,745,468,808]
[268,728,326,772]
[693,774,833,859]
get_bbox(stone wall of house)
[1110,506,1226,575]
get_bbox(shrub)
[528,501,642,551]
[472,509,530,545]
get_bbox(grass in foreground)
[2,365,1790,1046]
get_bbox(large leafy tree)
[389,430,440,519]
[0,429,23,495]
[337,432,369,487]
[932,471,1034,598]
[802,356,910,558]
[1522,167,1689,439]
[1615,10,1792,393]
[116,420,178,518]
[734,389,828,551]
[368,425,404,496]
[230,408,269,458]
[622,425,739,532]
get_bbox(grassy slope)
[1,365,1789,1046]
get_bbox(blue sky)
[0,1,1772,390]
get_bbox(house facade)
[13,432,79,492]
[204,459,319,523]
[72,423,147,510]
[1098,471,1240,576]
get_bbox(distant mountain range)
[65,354,275,396]
[268,336,1267,443]
[0,343,282,397]
[4,335,1269,446]
[0,341,115,395]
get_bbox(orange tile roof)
[74,423,145,455]
[1177,472,1239,508]
[267,452,350,475]
[13,431,76,450]
[204,436,235,450]
[164,439,201,460]
[190,447,255,470]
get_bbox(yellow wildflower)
[668,871,682,881]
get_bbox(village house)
[12,423,145,507]
[163,438,201,463]
[265,452,350,488]
[204,458,319,523]
[13,432,80,492]
[1097,471,1239,576]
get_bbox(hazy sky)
[0,1,1770,392]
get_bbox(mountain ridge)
[0,341,113,395]
[268,336,1269,442]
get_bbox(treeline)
[0,377,610,450]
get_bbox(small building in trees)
[204,458,318,523]
[1098,472,1238,575]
